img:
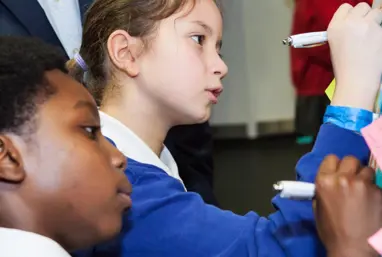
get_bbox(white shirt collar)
[0,228,70,257]
[100,111,184,183]
[36,0,82,58]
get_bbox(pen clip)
[293,42,327,48]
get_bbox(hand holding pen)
[274,155,377,199]
[313,155,382,257]
[283,3,382,49]
[284,3,382,112]
[275,155,382,256]
[277,3,382,255]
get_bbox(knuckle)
[338,175,350,189]
[325,154,339,162]
[353,179,367,191]
[342,156,359,165]
[356,2,371,9]
[319,154,339,169]
[340,3,352,9]
[340,156,360,170]
[316,175,336,191]
[362,167,375,176]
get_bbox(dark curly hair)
[0,36,67,135]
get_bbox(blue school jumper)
[73,123,370,257]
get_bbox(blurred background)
[211,0,310,216]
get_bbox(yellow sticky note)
[325,79,336,101]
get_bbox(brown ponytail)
[66,59,85,85]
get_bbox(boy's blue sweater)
[73,124,370,257]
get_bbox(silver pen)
[282,31,328,48]
[273,181,315,200]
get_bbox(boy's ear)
[0,136,25,183]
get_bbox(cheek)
[33,143,122,243]
[174,45,205,80]
[27,137,76,191]
[33,137,116,206]
[161,48,206,94]
[60,149,116,202]
[139,41,207,112]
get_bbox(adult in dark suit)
[0,0,91,58]
[0,0,219,206]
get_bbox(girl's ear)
[107,30,143,77]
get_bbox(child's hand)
[314,155,382,257]
[329,3,382,111]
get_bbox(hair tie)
[74,52,88,71]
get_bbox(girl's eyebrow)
[191,20,213,36]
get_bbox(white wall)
[210,0,251,125]
[210,0,296,133]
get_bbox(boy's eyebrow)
[191,20,222,50]
[73,100,99,119]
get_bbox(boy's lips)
[117,185,132,209]
[117,192,132,210]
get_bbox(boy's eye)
[191,35,205,45]
[83,126,100,140]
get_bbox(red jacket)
[290,0,372,96]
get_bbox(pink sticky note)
[368,228,382,254]
[361,118,382,168]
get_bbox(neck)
[101,87,171,156]
[0,195,49,242]
[0,193,76,251]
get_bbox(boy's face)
[0,70,131,250]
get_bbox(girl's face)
[136,0,227,125]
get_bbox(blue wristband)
[323,105,375,133]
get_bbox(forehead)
[173,0,223,34]
[44,70,96,107]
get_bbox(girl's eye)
[191,35,205,45]
[83,126,100,140]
